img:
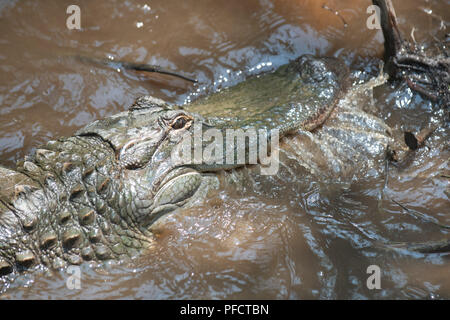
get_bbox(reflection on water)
[0,0,448,299]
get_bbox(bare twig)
[386,239,450,254]
[391,199,450,229]
[76,55,197,83]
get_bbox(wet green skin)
[187,55,349,134]
[0,55,405,283]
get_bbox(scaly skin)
[0,130,155,275]
[1,55,442,287]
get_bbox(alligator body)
[0,55,396,285]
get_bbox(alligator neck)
[0,135,154,280]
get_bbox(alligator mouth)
[141,167,203,228]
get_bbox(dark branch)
[373,0,449,105]
[76,55,197,83]
[372,0,403,68]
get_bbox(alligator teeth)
[78,208,95,225]
[15,250,36,268]
[0,260,13,276]
[62,228,82,249]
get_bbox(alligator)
[0,54,446,289]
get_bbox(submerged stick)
[349,221,450,255]
[76,55,198,83]
[384,239,450,254]
[392,199,450,229]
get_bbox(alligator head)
[75,95,226,229]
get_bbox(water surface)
[0,0,448,299]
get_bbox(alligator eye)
[170,115,192,130]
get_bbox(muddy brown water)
[0,0,449,299]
